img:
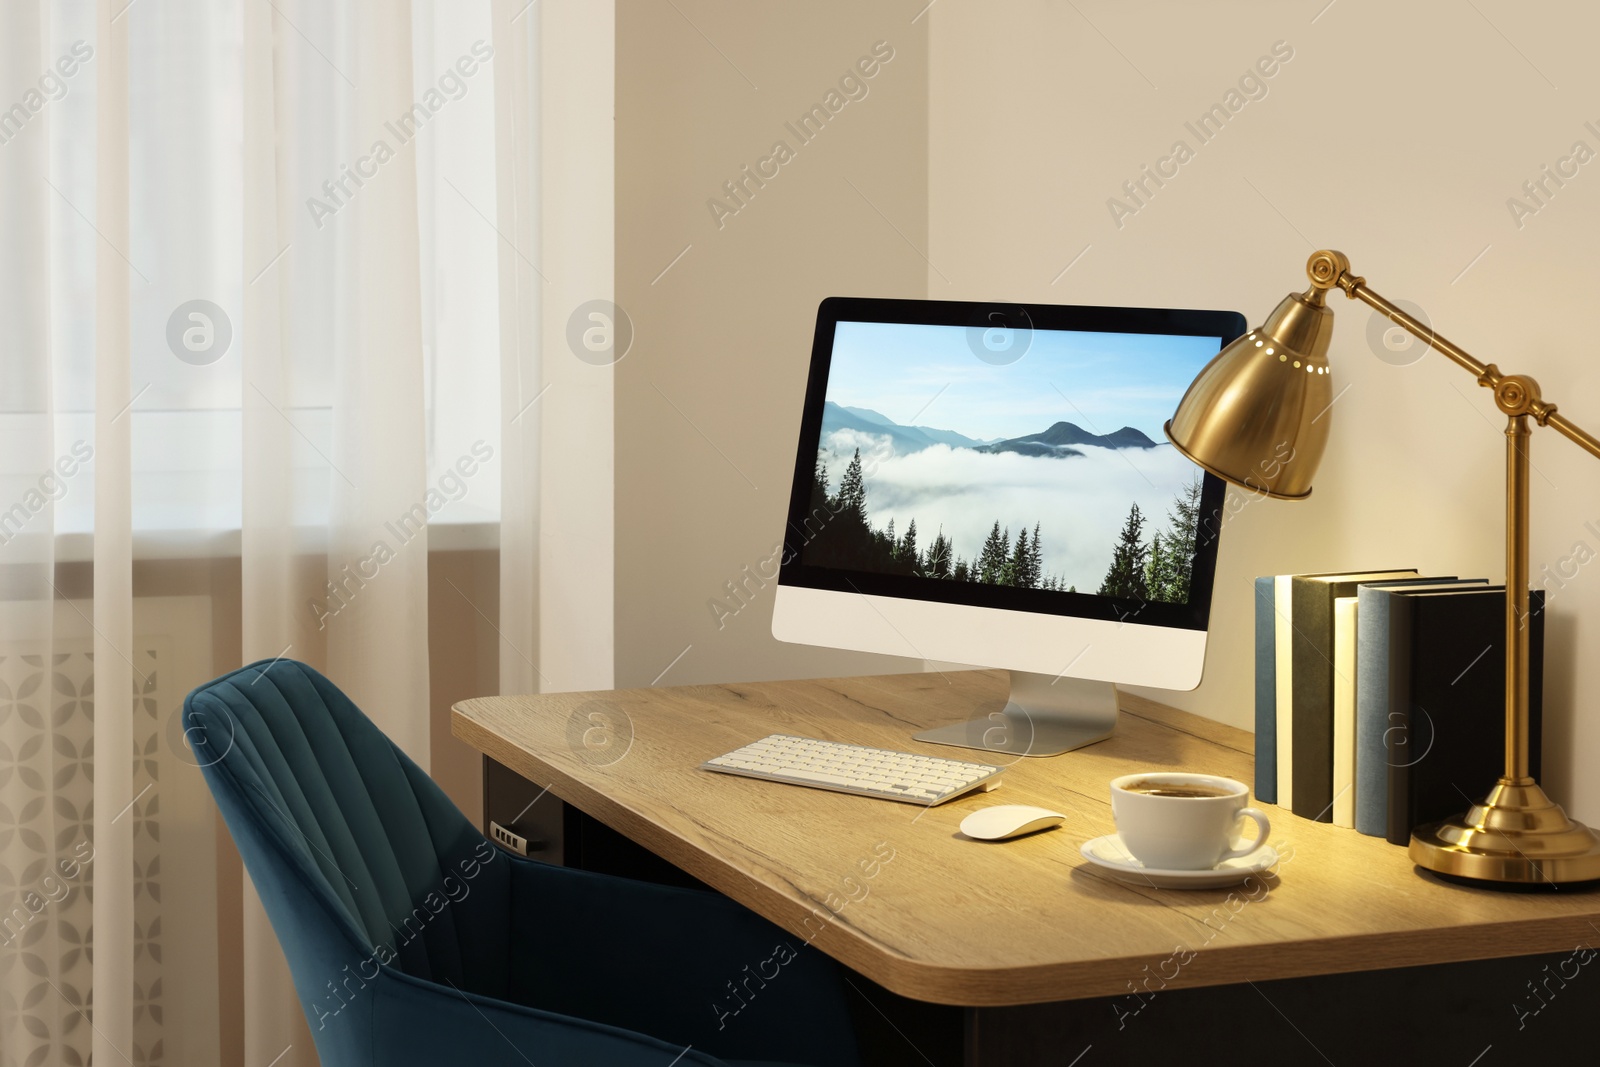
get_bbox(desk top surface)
[453,670,1600,1006]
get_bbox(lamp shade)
[1164,289,1337,499]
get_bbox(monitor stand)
[914,671,1118,758]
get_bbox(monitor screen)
[779,298,1242,632]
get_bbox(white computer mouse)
[959,804,1067,841]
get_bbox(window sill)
[49,521,500,563]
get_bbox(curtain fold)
[92,2,135,1064]
[0,2,67,1063]
[241,2,316,1063]
[534,0,614,695]
[492,0,541,696]
[492,0,614,698]
[331,1,432,757]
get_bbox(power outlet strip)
[489,820,529,857]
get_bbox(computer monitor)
[772,297,1244,756]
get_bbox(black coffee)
[1124,780,1233,799]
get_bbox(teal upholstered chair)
[186,659,861,1067]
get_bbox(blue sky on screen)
[825,321,1221,441]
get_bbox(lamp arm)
[1305,249,1600,460]
[1307,248,1567,791]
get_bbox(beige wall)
[927,1,1600,820]
[616,0,1600,824]
[616,0,931,687]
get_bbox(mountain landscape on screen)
[819,402,1160,458]
[976,420,1159,457]
[806,403,1203,602]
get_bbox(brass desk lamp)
[1166,249,1600,885]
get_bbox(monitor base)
[914,671,1118,758]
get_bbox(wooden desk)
[455,670,1600,1062]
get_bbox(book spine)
[1354,587,1390,836]
[1386,594,1418,845]
[1332,598,1358,828]
[1254,577,1277,804]
[1291,578,1335,822]
[1274,576,1294,805]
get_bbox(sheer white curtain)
[2,0,616,1058]
[2,0,534,1063]
[240,2,438,1063]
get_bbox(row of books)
[1253,569,1544,843]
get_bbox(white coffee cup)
[1109,772,1271,871]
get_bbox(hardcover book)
[1385,587,1545,846]
[1289,569,1416,821]
[1353,578,1487,837]
[1254,576,1277,804]
[1274,575,1294,805]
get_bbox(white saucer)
[1079,833,1280,889]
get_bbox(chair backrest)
[186,659,510,1048]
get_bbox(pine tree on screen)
[1098,502,1149,599]
[978,523,1009,584]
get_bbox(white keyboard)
[701,734,1003,806]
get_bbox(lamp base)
[1409,780,1600,885]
